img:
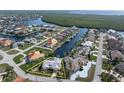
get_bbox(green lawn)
[13,54,24,64]
[18,43,33,50]
[102,60,113,71]
[24,47,53,57]
[20,47,54,72]
[24,47,48,54]
[0,63,16,82]
[89,55,97,61]
[0,46,11,51]
[0,63,11,72]
[76,65,96,82]
[19,58,43,71]
[26,59,66,79]
[100,72,118,82]
[6,49,19,55]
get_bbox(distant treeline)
[42,13,124,31]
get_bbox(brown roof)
[13,76,25,82]
[28,51,45,60]
[0,39,12,46]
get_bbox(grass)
[0,63,11,72]
[24,47,51,55]
[18,43,33,50]
[76,65,96,82]
[89,55,97,61]
[13,54,24,64]
[0,63,16,82]
[26,59,66,79]
[20,47,54,72]
[0,55,3,60]
[102,60,113,71]
[100,72,119,82]
[92,46,98,51]
[6,49,19,55]
[0,46,11,51]
[2,70,16,82]
[19,58,43,71]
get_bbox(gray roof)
[115,62,124,74]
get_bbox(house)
[56,35,64,41]
[14,25,27,34]
[0,39,13,47]
[81,41,93,48]
[24,38,37,44]
[87,35,95,42]
[115,62,124,76]
[77,46,91,55]
[88,29,95,34]
[109,38,122,50]
[27,51,45,61]
[110,50,123,60]
[64,55,88,74]
[47,38,58,47]
[42,57,62,71]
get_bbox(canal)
[0,17,88,57]
[54,28,88,57]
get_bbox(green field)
[13,54,24,64]
[42,13,124,31]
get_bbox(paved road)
[0,38,74,82]
[93,32,103,82]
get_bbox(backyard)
[76,65,96,82]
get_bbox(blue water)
[68,10,124,15]
[54,28,88,57]
[23,18,44,26]
[0,18,44,41]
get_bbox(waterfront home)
[88,29,95,34]
[24,38,37,44]
[42,57,62,71]
[0,39,13,47]
[87,35,95,42]
[27,51,45,61]
[109,38,122,51]
[81,41,93,48]
[110,50,123,61]
[64,55,88,74]
[47,38,58,48]
[77,46,91,56]
[115,62,124,76]
[14,25,27,34]
[71,26,78,30]
[56,35,64,41]
[108,29,119,38]
[108,35,118,40]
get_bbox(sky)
[0,0,124,10]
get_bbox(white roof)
[108,29,116,33]
[82,41,93,47]
[42,58,62,70]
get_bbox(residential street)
[0,37,74,82]
[93,32,103,82]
